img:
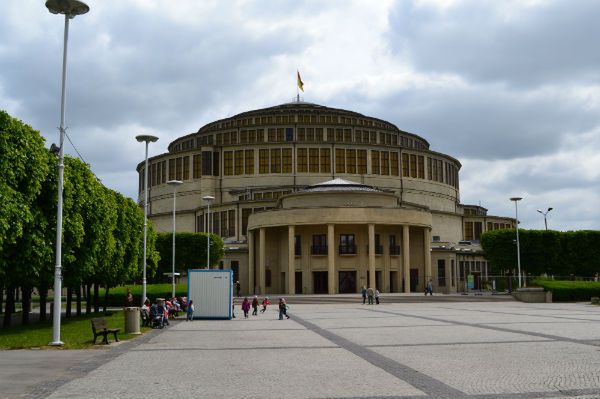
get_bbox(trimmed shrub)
[531,279,600,302]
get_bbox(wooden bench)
[91,317,120,345]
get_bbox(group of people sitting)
[141,296,189,328]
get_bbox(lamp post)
[203,196,215,269]
[510,197,523,288]
[45,0,89,347]
[136,134,159,306]
[167,180,183,298]
[537,207,553,230]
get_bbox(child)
[241,297,250,318]
[187,300,194,321]
[375,289,380,305]
[260,297,270,313]
[251,295,259,316]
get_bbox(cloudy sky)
[1,0,599,231]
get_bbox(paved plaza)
[4,301,600,399]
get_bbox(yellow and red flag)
[297,70,304,92]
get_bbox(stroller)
[149,304,164,328]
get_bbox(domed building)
[136,102,514,295]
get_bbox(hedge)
[531,279,600,302]
[99,283,189,307]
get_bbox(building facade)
[137,102,514,295]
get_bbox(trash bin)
[124,307,141,334]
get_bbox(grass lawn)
[0,310,151,349]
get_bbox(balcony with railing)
[389,245,401,256]
[311,245,328,255]
[295,244,302,257]
[339,244,357,255]
[366,245,383,255]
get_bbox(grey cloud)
[388,0,600,87]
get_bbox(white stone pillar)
[248,230,254,295]
[424,227,432,285]
[403,225,410,293]
[259,227,266,294]
[288,225,295,295]
[327,224,335,294]
[368,223,376,290]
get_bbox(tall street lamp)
[203,196,215,269]
[510,197,523,288]
[136,134,159,306]
[537,207,553,230]
[167,180,183,298]
[46,0,89,347]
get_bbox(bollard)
[124,307,141,334]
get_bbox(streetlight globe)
[203,195,215,203]
[167,180,183,187]
[46,0,89,16]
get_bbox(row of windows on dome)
[138,149,459,193]
[171,127,427,152]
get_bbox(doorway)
[313,271,328,294]
[295,272,303,294]
[410,268,419,292]
[390,271,397,292]
[338,271,357,293]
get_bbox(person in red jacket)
[260,297,270,313]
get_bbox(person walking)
[186,300,194,321]
[367,287,374,305]
[241,297,250,318]
[260,297,270,313]
[361,286,367,304]
[251,295,259,316]
[426,279,433,296]
[375,289,380,305]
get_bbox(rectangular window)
[336,128,343,142]
[391,152,399,176]
[297,148,307,173]
[316,128,323,142]
[265,269,271,287]
[297,128,305,142]
[212,152,219,176]
[268,128,276,142]
[182,156,190,180]
[417,156,424,179]
[259,149,269,174]
[410,154,417,178]
[285,127,294,142]
[197,214,204,233]
[240,130,248,144]
[306,128,315,141]
[311,234,327,255]
[161,161,166,184]
[224,151,233,176]
[432,158,438,181]
[228,209,235,238]
[282,148,292,173]
[370,131,376,143]
[357,150,367,174]
[234,150,243,175]
[344,129,352,142]
[193,154,202,179]
[371,150,380,175]
[474,222,483,241]
[309,148,319,173]
[389,235,400,255]
[438,259,446,287]
[464,222,473,241]
[402,153,409,177]
[220,211,227,237]
[427,157,432,180]
[381,151,389,175]
[202,151,212,176]
[339,234,356,254]
[245,149,254,174]
[335,148,345,173]
[270,148,281,173]
[169,158,176,180]
[295,235,301,256]
[242,208,251,236]
[174,157,181,180]
[320,148,331,173]
[346,149,356,174]
[213,212,220,235]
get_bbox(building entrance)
[338,271,357,293]
[313,271,328,294]
[410,268,419,292]
[295,272,303,294]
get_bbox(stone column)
[288,225,295,295]
[424,227,432,285]
[402,225,410,293]
[327,224,335,294]
[248,230,254,295]
[259,227,266,294]
[445,256,451,294]
[368,223,376,290]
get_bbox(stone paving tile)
[481,322,600,340]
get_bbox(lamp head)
[537,209,543,214]
[202,195,215,204]
[136,134,159,143]
[167,180,183,187]
[46,0,89,16]
[510,197,523,202]
[548,207,553,212]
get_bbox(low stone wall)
[512,288,552,303]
